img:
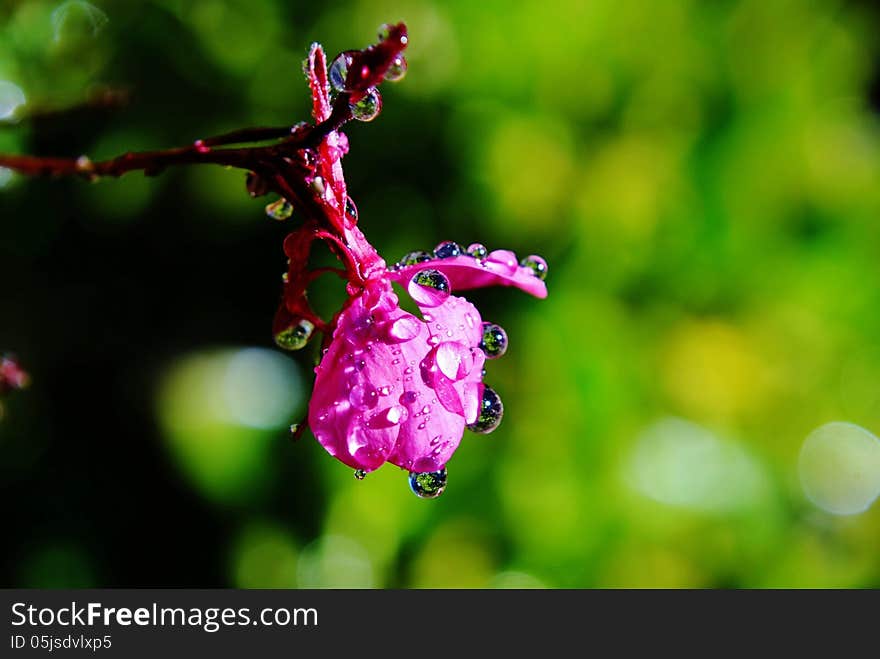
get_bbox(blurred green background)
[2,0,880,588]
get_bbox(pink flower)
[308,246,547,481]
[271,29,548,496]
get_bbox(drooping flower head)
[0,23,548,496]
[272,26,549,497]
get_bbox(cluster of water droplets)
[327,27,408,124]
[392,240,548,283]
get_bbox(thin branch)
[0,99,355,182]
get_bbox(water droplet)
[485,249,518,274]
[384,55,407,82]
[520,254,548,280]
[349,383,378,409]
[345,196,358,221]
[289,423,299,435]
[479,323,508,359]
[310,176,326,195]
[421,405,432,414]
[377,23,393,41]
[329,51,354,91]
[265,198,293,220]
[399,250,431,267]
[281,272,289,284]
[417,422,426,430]
[467,385,504,434]
[274,319,315,351]
[408,269,451,307]
[378,385,391,396]
[350,88,382,122]
[430,435,442,446]
[409,468,447,499]
[388,316,421,342]
[354,469,366,480]
[467,243,488,260]
[433,241,464,259]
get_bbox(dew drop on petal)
[433,241,464,259]
[479,322,508,359]
[367,405,406,429]
[349,383,379,409]
[399,250,432,266]
[467,385,504,434]
[520,254,549,280]
[408,269,451,307]
[467,243,488,260]
[354,469,366,480]
[435,342,473,380]
[409,468,447,499]
[485,249,518,274]
[388,316,422,342]
[351,88,382,122]
[274,319,315,351]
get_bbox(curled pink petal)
[389,250,548,299]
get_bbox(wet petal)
[309,280,416,471]
[388,249,548,299]
[388,290,486,471]
[309,278,484,474]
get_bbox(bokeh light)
[625,418,769,513]
[799,422,880,515]
[156,347,303,505]
[0,81,25,120]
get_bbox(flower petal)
[388,291,486,472]
[388,250,548,299]
[309,280,415,471]
[310,272,490,474]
